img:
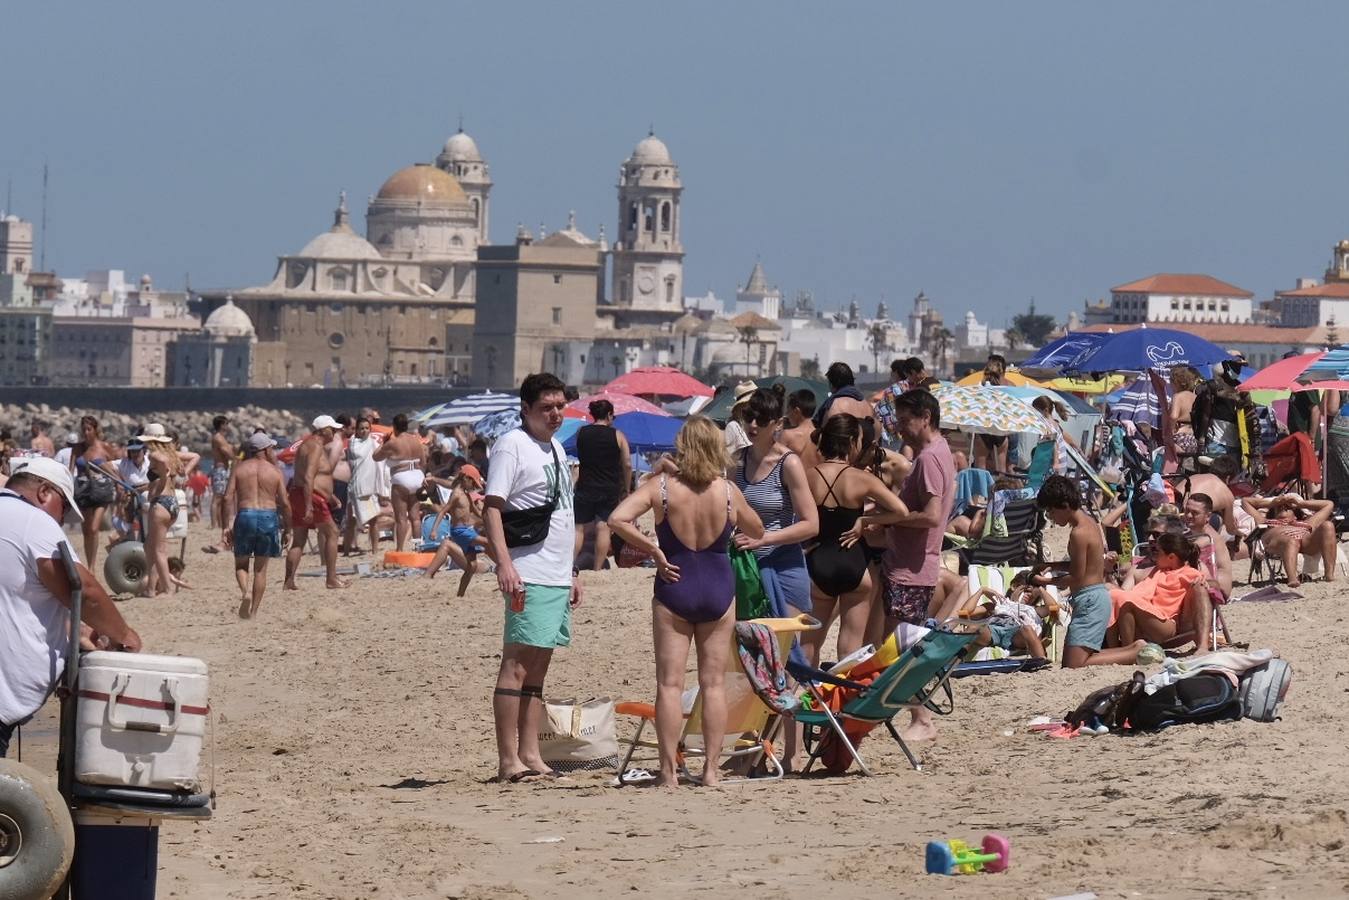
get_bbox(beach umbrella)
[954,370,1045,387]
[604,366,713,399]
[929,384,1053,437]
[1104,379,1166,427]
[1065,327,1229,375]
[472,408,522,443]
[1246,350,1349,391]
[1040,374,1130,395]
[423,391,519,427]
[563,411,684,454]
[661,395,713,417]
[555,417,584,446]
[700,375,830,422]
[565,390,671,419]
[1019,332,1110,376]
[411,401,451,423]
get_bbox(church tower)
[611,131,684,321]
[435,126,492,243]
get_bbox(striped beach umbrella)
[422,391,519,428]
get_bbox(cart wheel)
[104,541,148,595]
[0,760,74,900]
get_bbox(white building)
[608,132,684,326]
[51,270,190,319]
[734,261,781,319]
[1275,239,1349,327]
[1107,273,1253,324]
[954,310,1007,351]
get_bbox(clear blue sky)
[5,1,1348,328]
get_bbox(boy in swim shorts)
[1035,475,1151,667]
[422,465,492,596]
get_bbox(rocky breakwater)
[1,403,308,450]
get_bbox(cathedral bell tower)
[611,131,684,318]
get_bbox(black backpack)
[1127,674,1243,732]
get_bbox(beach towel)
[734,622,798,714]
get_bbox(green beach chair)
[789,628,979,775]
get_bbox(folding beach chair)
[956,497,1044,571]
[614,615,820,786]
[963,564,1068,663]
[789,628,979,775]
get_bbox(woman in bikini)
[374,412,427,552]
[68,415,123,566]
[608,416,764,788]
[139,423,197,596]
[1249,494,1337,587]
[802,414,908,666]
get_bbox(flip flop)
[491,769,544,784]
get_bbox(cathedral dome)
[298,227,381,260]
[376,164,468,204]
[629,134,672,165]
[204,299,255,337]
[441,130,481,161]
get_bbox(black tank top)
[576,424,623,496]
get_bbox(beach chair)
[956,497,1044,571]
[962,564,1068,663]
[789,628,979,775]
[614,615,820,786]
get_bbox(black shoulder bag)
[501,441,561,548]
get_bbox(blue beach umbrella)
[1066,327,1229,375]
[472,408,522,443]
[563,412,684,454]
[1019,332,1110,376]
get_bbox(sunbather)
[1181,492,1232,601]
[1108,532,1211,653]
[1246,494,1337,587]
[957,572,1048,658]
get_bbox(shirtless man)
[284,415,347,590]
[422,465,491,595]
[373,413,427,552]
[1182,492,1232,602]
[1036,474,1149,666]
[1177,454,1240,543]
[209,415,234,536]
[29,420,55,458]
[224,433,291,618]
[779,389,818,466]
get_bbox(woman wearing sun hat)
[138,423,197,596]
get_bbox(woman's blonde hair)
[1169,365,1201,392]
[674,416,727,488]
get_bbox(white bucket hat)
[137,423,172,443]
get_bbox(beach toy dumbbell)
[924,833,1011,875]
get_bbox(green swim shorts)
[503,583,573,649]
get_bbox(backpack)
[1238,658,1293,722]
[1128,674,1242,732]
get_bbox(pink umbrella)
[565,390,671,420]
[604,366,714,399]
[1237,351,1349,391]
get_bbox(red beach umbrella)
[604,366,714,399]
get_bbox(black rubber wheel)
[104,541,148,595]
[0,760,74,900]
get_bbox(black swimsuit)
[806,466,868,597]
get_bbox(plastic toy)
[925,833,1011,875]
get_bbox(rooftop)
[1110,274,1253,298]
[1276,281,1349,299]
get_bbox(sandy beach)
[16,518,1349,899]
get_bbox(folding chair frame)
[614,705,785,786]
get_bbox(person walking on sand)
[608,416,765,788]
[572,399,631,571]
[344,416,384,556]
[284,415,348,590]
[482,373,579,784]
[422,464,490,595]
[209,415,235,534]
[1035,474,1152,667]
[374,413,427,552]
[224,433,291,619]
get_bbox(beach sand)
[17,519,1349,899]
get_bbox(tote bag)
[538,697,620,772]
[728,539,770,620]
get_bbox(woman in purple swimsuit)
[608,416,764,788]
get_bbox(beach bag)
[502,443,560,548]
[728,539,770,620]
[538,697,620,773]
[352,494,380,527]
[1238,658,1293,722]
[75,471,115,507]
[1128,674,1242,732]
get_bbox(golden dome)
[375,164,467,203]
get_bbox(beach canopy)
[1041,374,1130,395]
[700,375,830,422]
[1065,327,1229,375]
[604,366,713,399]
[565,390,671,420]
[930,384,1052,437]
[421,391,519,427]
[563,411,683,454]
[954,370,1045,388]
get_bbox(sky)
[5,1,1349,328]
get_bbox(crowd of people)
[0,347,1338,786]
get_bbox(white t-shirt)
[0,489,78,725]
[484,427,575,587]
[54,447,73,468]
[118,455,150,488]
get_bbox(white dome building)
[434,127,493,243]
[203,298,255,338]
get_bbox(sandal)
[491,769,544,784]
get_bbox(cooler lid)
[80,651,208,676]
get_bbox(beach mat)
[952,657,1051,678]
[1233,585,1304,604]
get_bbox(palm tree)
[867,323,889,375]
[932,327,954,377]
[737,325,759,376]
[1005,328,1024,351]
[800,356,821,381]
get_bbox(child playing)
[421,466,492,596]
[957,570,1051,659]
[1035,474,1152,667]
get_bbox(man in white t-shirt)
[0,458,142,757]
[483,372,579,783]
[54,432,79,469]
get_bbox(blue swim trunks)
[1066,583,1111,652]
[449,524,480,557]
[234,508,282,559]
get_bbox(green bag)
[728,538,770,620]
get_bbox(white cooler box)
[75,651,209,792]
